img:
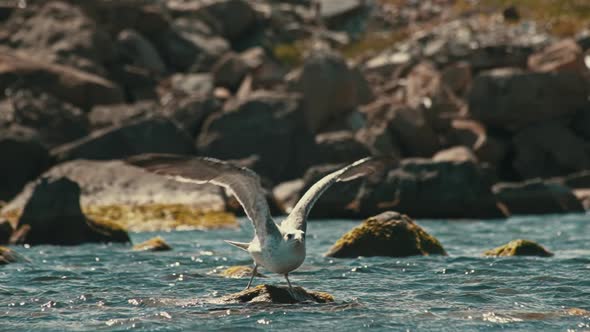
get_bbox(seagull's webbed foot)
[245,264,258,290]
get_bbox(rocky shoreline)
[1,0,589,237]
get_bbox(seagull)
[126,154,379,291]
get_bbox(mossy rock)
[326,211,447,258]
[0,246,20,265]
[132,236,172,252]
[84,204,237,232]
[220,265,265,278]
[484,239,553,257]
[213,284,334,304]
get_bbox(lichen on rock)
[326,211,446,258]
[213,284,334,304]
[484,239,553,257]
[132,236,172,252]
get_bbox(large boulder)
[197,91,315,183]
[0,221,12,244]
[274,163,367,218]
[572,109,590,140]
[493,180,585,215]
[213,285,334,304]
[325,211,446,258]
[160,95,220,136]
[0,126,50,201]
[88,101,158,130]
[2,159,226,209]
[0,49,125,110]
[468,68,588,131]
[152,25,230,72]
[512,123,590,179]
[168,0,258,43]
[445,119,508,167]
[528,39,586,73]
[4,1,113,74]
[51,116,195,162]
[115,29,166,74]
[211,52,249,91]
[385,105,441,158]
[9,89,89,148]
[309,131,371,166]
[358,159,505,219]
[296,49,373,133]
[8,177,130,246]
[484,239,553,257]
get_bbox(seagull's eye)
[286,234,294,240]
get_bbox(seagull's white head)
[282,229,305,245]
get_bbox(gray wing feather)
[283,157,380,232]
[126,154,280,242]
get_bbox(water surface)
[1,214,589,331]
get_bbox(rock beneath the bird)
[213,284,334,304]
[484,239,553,257]
[326,211,447,258]
[132,236,172,252]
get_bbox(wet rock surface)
[132,236,172,252]
[484,239,554,257]
[326,211,446,258]
[213,284,334,304]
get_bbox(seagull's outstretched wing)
[126,154,280,241]
[283,157,380,232]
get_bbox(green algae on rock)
[325,211,447,258]
[219,265,265,279]
[484,239,554,257]
[132,236,172,252]
[84,204,237,232]
[213,284,334,304]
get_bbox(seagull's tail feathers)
[224,240,250,251]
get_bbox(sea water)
[1,214,589,331]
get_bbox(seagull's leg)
[284,274,293,292]
[245,263,258,290]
